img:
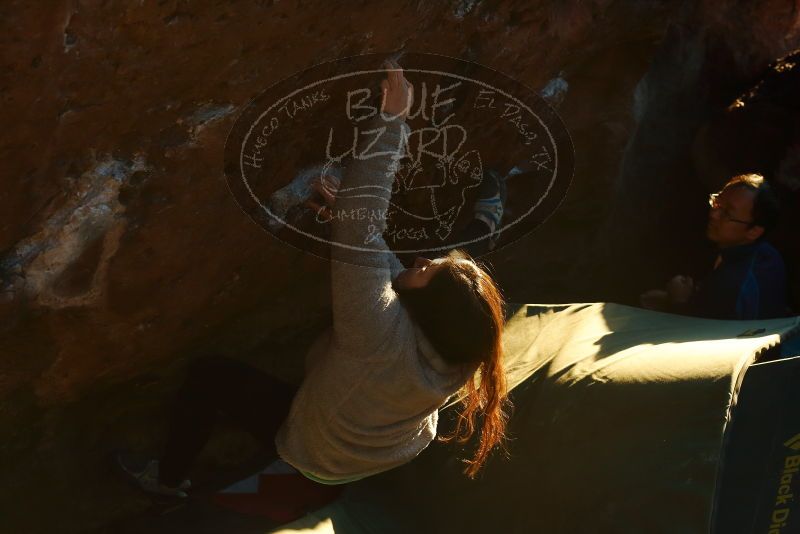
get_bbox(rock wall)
[1,0,798,531]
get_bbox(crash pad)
[270,302,800,533]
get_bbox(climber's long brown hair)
[394,249,509,478]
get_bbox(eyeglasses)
[708,193,753,225]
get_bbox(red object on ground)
[210,473,344,524]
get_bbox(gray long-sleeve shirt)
[274,114,470,481]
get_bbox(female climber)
[116,59,510,508]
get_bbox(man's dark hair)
[723,173,781,233]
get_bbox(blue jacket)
[689,239,789,320]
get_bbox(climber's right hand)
[380,59,414,121]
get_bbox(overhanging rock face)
[0,1,798,532]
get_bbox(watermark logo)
[224,53,573,266]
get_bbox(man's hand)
[380,59,414,120]
[666,275,694,304]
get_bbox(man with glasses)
[641,174,789,319]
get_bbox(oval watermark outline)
[240,69,558,252]
[229,53,572,255]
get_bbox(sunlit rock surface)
[0,0,798,531]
